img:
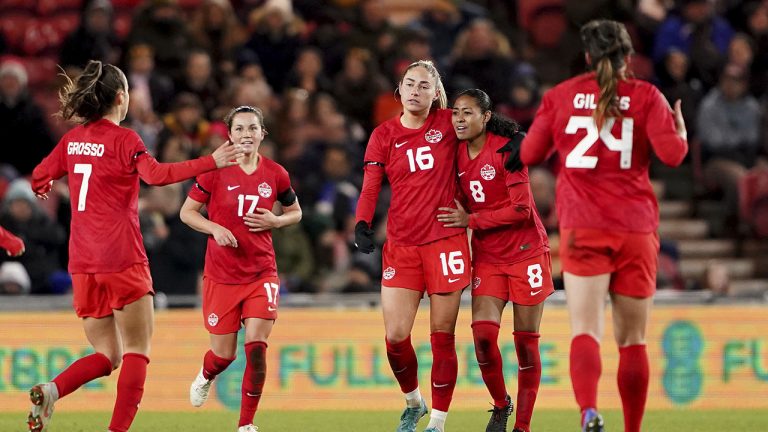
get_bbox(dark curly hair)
[453,88,520,138]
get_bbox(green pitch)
[3,409,766,431]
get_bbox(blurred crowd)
[1,0,767,297]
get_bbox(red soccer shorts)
[471,253,554,305]
[72,263,154,318]
[559,228,660,298]
[381,233,471,295]
[202,275,280,334]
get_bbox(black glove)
[496,131,526,173]
[354,221,375,254]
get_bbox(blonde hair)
[398,60,447,109]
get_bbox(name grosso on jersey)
[67,142,106,157]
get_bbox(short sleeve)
[188,171,214,204]
[364,127,388,165]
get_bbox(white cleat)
[27,382,58,431]
[238,425,259,432]
[190,368,214,407]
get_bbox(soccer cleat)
[396,398,428,432]
[511,429,525,432]
[582,408,605,432]
[190,368,214,407]
[424,428,442,432]
[485,394,513,432]
[238,425,259,432]
[27,383,58,432]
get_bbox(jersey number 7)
[564,116,634,169]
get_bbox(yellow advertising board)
[0,306,766,412]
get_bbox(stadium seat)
[0,0,37,13]
[0,12,33,52]
[739,170,768,238]
[114,11,133,40]
[528,4,567,50]
[177,0,203,10]
[517,0,562,30]
[37,0,82,16]
[21,56,57,88]
[21,24,50,56]
[47,13,80,38]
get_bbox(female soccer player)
[180,105,301,432]
[0,226,24,256]
[355,60,469,432]
[28,60,241,432]
[521,20,688,432]
[438,89,551,432]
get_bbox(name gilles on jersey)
[573,93,630,111]
[67,141,105,157]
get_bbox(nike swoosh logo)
[458,172,466,177]
[433,382,449,388]
[395,141,407,148]
[227,185,240,191]
[448,278,460,283]
[530,290,542,296]
[268,306,277,311]
[394,367,407,373]
[519,365,534,370]
[246,392,262,397]
[478,362,490,366]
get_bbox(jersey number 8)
[564,116,634,169]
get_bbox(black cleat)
[485,394,513,432]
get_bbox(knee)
[385,330,411,344]
[430,321,456,334]
[473,336,493,364]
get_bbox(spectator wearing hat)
[155,93,211,163]
[0,60,55,176]
[0,261,31,295]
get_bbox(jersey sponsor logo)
[424,129,443,144]
[67,141,105,157]
[207,313,219,327]
[472,277,481,289]
[258,182,272,198]
[382,266,396,280]
[480,164,496,180]
[395,141,407,148]
[227,185,240,191]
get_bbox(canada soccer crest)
[472,277,481,289]
[480,164,496,180]
[424,129,443,143]
[383,267,396,280]
[258,182,272,198]
[208,313,219,327]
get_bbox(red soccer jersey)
[358,109,462,246]
[457,133,549,264]
[188,157,293,284]
[31,119,214,273]
[521,73,688,232]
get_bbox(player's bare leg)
[238,318,274,430]
[382,286,426,432]
[611,293,652,432]
[564,273,610,432]
[191,333,237,407]
[109,294,154,432]
[424,289,462,432]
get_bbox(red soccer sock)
[202,350,235,380]
[570,334,601,415]
[618,344,649,432]
[471,321,507,408]
[239,341,267,427]
[430,332,458,412]
[52,352,113,398]
[513,331,541,432]
[385,335,419,394]
[108,353,149,432]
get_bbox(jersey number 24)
[564,116,633,169]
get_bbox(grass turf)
[4,409,768,431]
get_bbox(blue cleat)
[396,398,428,432]
[582,408,605,432]
[424,428,442,432]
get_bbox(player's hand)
[33,180,53,200]
[5,239,24,257]
[244,208,280,232]
[211,140,244,168]
[673,99,687,141]
[437,199,469,228]
[211,225,238,247]
[496,131,526,173]
[354,221,375,254]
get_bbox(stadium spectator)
[0,179,65,294]
[174,49,221,118]
[347,0,398,62]
[26,60,241,432]
[181,105,301,432]
[652,0,734,89]
[286,47,333,95]
[522,20,688,432]
[438,89,552,432]
[0,60,55,176]
[697,63,763,232]
[128,0,194,80]
[657,49,703,140]
[60,0,120,74]
[0,261,30,295]
[407,0,472,70]
[188,0,247,79]
[156,93,210,163]
[354,60,468,432]
[124,43,175,115]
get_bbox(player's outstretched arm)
[31,141,68,199]
[136,141,243,186]
[0,226,24,257]
[179,196,238,247]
